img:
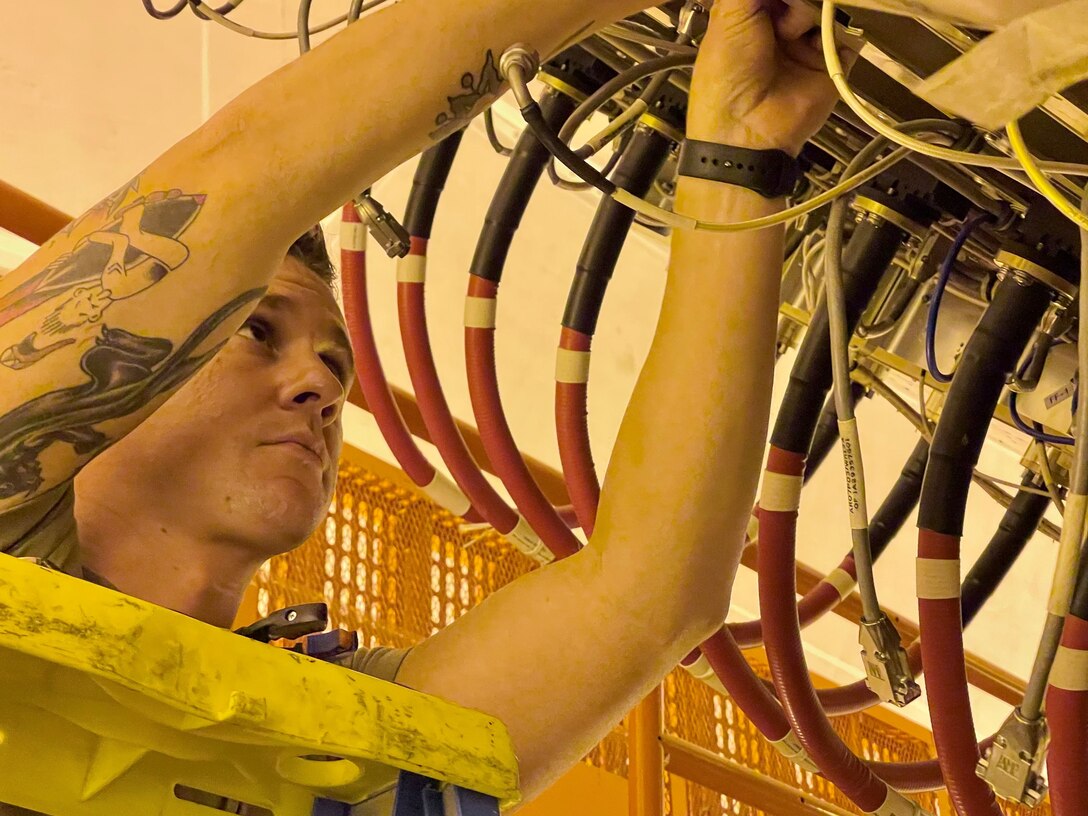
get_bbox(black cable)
[805,382,867,481]
[469,87,581,284]
[868,436,929,561]
[518,102,616,197]
[562,126,673,334]
[919,273,1053,535]
[143,0,188,19]
[769,211,911,456]
[404,131,464,239]
[547,126,633,192]
[961,473,1050,626]
[187,0,246,20]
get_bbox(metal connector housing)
[975,709,1048,807]
[872,787,934,816]
[859,616,920,707]
[353,193,410,259]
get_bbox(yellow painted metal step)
[0,555,520,815]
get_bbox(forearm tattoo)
[1,179,205,370]
[430,50,504,140]
[0,287,265,500]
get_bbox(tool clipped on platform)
[0,555,520,816]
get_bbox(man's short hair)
[288,224,336,287]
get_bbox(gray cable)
[1019,188,1088,721]
[823,119,968,622]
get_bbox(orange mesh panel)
[254,457,1051,816]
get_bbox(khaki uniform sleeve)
[0,484,82,576]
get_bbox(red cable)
[465,274,581,559]
[759,446,892,812]
[341,203,461,504]
[1046,613,1088,815]
[398,237,520,530]
[555,327,600,537]
[729,553,858,648]
[918,528,1003,816]
[694,624,979,792]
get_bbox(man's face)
[75,257,354,557]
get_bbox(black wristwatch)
[677,139,801,199]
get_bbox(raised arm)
[395,0,845,800]
[0,0,646,511]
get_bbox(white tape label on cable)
[340,221,367,252]
[464,296,497,329]
[421,471,471,517]
[507,516,554,564]
[825,567,857,600]
[1050,645,1088,691]
[760,472,803,513]
[397,254,427,284]
[683,656,727,695]
[838,419,869,531]
[555,349,591,384]
[916,557,961,600]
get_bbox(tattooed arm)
[0,0,649,510]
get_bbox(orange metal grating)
[254,457,1051,816]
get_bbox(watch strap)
[677,139,801,199]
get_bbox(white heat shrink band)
[914,0,1088,130]
[420,471,472,518]
[464,296,497,330]
[770,731,820,774]
[870,787,932,816]
[506,516,554,565]
[837,419,869,531]
[555,349,591,384]
[760,472,803,513]
[340,221,367,253]
[1048,493,1088,616]
[682,655,728,697]
[825,567,857,601]
[397,254,427,284]
[916,558,962,600]
[1050,645,1088,691]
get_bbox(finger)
[772,0,819,41]
[782,34,827,73]
[839,45,861,75]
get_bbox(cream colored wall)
[1,1,1056,739]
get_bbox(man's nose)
[279,349,344,426]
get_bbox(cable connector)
[770,730,820,774]
[975,709,1049,807]
[353,192,410,258]
[859,615,920,707]
[870,788,933,816]
[498,44,540,108]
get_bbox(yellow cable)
[612,147,909,233]
[1007,119,1088,231]
[820,0,1088,178]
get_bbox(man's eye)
[239,318,271,343]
